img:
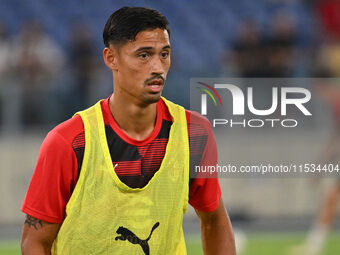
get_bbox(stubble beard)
[142,92,162,106]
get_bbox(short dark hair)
[103,6,170,47]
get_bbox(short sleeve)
[187,110,221,212]
[21,127,79,223]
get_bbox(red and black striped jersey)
[21,96,221,223]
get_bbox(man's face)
[112,28,171,106]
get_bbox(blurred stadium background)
[1,0,340,254]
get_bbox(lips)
[147,79,164,86]
[147,79,163,93]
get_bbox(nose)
[150,56,165,76]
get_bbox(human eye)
[138,52,149,60]
[161,51,170,59]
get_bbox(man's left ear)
[103,46,118,70]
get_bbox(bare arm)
[195,198,236,255]
[21,215,62,255]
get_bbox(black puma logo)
[115,222,160,255]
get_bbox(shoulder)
[185,110,214,141]
[185,110,211,128]
[46,115,84,147]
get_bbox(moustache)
[144,75,165,85]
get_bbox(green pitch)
[185,232,340,255]
[1,233,340,254]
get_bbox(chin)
[143,93,162,105]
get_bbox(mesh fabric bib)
[52,97,189,255]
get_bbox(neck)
[109,94,158,141]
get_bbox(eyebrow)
[135,45,171,52]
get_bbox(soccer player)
[20,6,236,255]
[290,84,340,255]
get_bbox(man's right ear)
[103,46,118,70]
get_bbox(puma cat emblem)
[115,222,160,255]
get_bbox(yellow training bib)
[52,97,189,255]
